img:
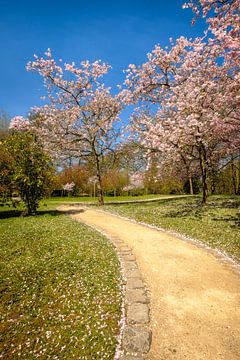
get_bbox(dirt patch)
[60,206,240,360]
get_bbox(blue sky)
[0,0,205,118]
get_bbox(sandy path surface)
[62,206,240,360]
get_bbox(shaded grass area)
[0,208,122,359]
[105,195,240,262]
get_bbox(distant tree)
[62,182,75,196]
[102,169,129,196]
[59,165,91,195]
[0,110,10,139]
[123,172,145,195]
[215,156,240,195]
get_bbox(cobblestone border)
[113,237,152,360]
[93,229,152,359]
[60,206,152,359]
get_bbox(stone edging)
[111,235,152,360]
[60,207,152,360]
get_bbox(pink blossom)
[9,116,30,131]
[62,182,75,192]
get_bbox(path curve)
[62,206,240,360]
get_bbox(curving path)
[61,206,240,360]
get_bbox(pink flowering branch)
[27,50,122,205]
[9,116,30,131]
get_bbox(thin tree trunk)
[199,145,208,204]
[179,153,193,195]
[231,158,237,195]
[209,167,217,195]
[189,176,194,195]
[95,153,104,206]
[237,160,240,195]
[237,181,240,196]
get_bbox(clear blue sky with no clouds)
[0,0,205,118]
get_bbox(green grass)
[104,195,240,262]
[0,207,122,359]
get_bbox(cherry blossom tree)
[183,0,240,197]
[122,30,239,202]
[123,172,144,194]
[62,182,75,196]
[183,0,240,142]
[27,49,122,205]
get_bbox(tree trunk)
[209,167,217,195]
[231,158,237,195]
[189,176,194,195]
[236,160,240,195]
[237,160,240,195]
[199,145,208,204]
[180,153,193,195]
[95,153,104,206]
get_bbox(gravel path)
[61,206,240,360]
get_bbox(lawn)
[1,194,239,358]
[104,195,240,262]
[0,207,122,359]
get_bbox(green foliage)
[102,169,129,196]
[0,140,14,202]
[215,159,240,195]
[0,208,122,359]
[157,176,184,195]
[2,132,53,215]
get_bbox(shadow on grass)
[207,197,240,209]
[211,215,240,228]
[0,209,63,219]
[163,208,205,219]
[163,203,240,228]
[159,199,205,219]
[0,210,23,219]
[60,209,85,215]
[220,201,240,209]
[37,210,63,217]
[212,215,239,222]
